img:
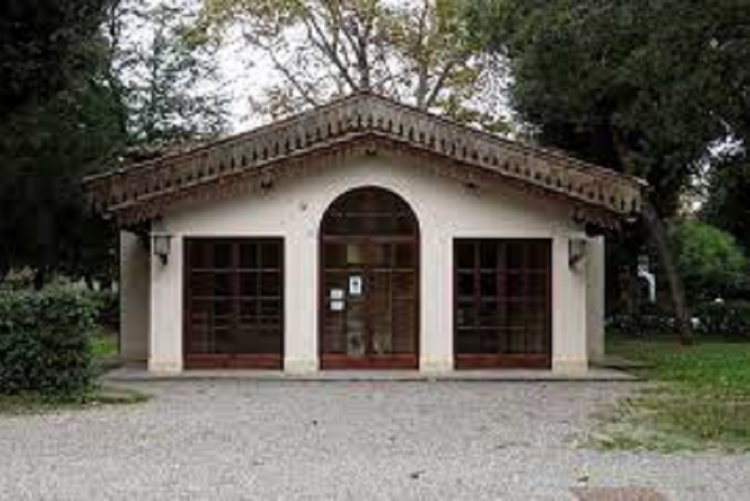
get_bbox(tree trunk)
[642,200,693,345]
[33,268,47,291]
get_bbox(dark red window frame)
[454,239,552,369]
[184,238,284,369]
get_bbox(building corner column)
[586,236,606,364]
[120,231,150,363]
[552,236,589,375]
[148,233,184,374]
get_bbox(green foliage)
[671,221,748,303]
[701,153,750,252]
[115,0,229,145]
[607,303,675,337]
[89,289,119,329]
[469,0,748,218]
[0,287,98,397]
[695,301,750,341]
[0,0,127,285]
[0,0,111,119]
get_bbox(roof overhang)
[84,92,647,231]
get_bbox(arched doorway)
[319,187,420,369]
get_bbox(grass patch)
[92,331,118,359]
[591,337,750,452]
[0,386,149,416]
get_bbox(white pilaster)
[120,231,150,363]
[552,236,589,374]
[148,234,183,373]
[586,236,606,364]
[283,222,319,374]
[419,232,454,373]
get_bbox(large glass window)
[185,238,283,368]
[454,239,551,368]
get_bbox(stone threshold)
[105,365,636,383]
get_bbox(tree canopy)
[671,220,748,303]
[196,0,507,130]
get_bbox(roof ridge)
[86,91,644,188]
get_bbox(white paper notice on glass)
[349,276,363,296]
[330,299,345,311]
[330,289,344,300]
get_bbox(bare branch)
[301,6,358,90]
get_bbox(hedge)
[694,301,750,341]
[607,303,675,337]
[0,287,98,397]
[608,301,750,341]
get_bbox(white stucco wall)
[136,152,593,374]
[586,236,606,364]
[119,231,150,362]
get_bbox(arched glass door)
[320,187,420,369]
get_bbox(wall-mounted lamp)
[569,238,588,269]
[151,231,173,264]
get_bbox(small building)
[85,93,645,374]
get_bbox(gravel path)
[0,381,748,500]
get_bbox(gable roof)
[84,92,646,229]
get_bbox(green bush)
[0,287,98,397]
[607,303,675,336]
[695,301,750,341]
[88,289,119,330]
[671,221,748,303]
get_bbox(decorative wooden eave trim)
[84,92,646,228]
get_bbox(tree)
[701,151,750,253]
[671,221,748,303]
[469,0,750,343]
[113,0,230,146]
[196,0,507,130]
[0,0,111,119]
[0,0,127,286]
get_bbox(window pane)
[239,272,259,297]
[456,242,474,269]
[394,244,415,268]
[186,238,283,361]
[455,239,550,360]
[214,242,232,269]
[260,242,281,268]
[260,272,281,297]
[480,272,498,297]
[190,242,211,269]
[480,242,498,269]
[457,272,474,297]
[239,243,258,269]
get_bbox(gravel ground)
[1,380,748,500]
